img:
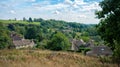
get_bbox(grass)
[0,20,40,25]
[0,49,117,67]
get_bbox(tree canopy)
[47,32,70,51]
[96,0,120,50]
[96,0,120,65]
[0,23,12,49]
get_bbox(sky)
[0,0,102,24]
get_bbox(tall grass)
[0,49,117,67]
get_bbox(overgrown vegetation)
[0,18,101,50]
[46,32,70,51]
[96,0,120,66]
[0,49,117,67]
[0,23,12,49]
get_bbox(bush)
[78,46,91,54]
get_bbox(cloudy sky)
[0,0,102,24]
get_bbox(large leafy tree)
[28,17,33,22]
[47,32,70,51]
[96,0,120,65]
[25,26,37,39]
[96,0,120,50]
[0,23,12,49]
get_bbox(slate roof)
[10,32,23,41]
[86,45,113,56]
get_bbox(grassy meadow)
[0,49,117,67]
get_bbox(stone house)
[71,39,86,51]
[10,32,35,49]
[71,39,112,56]
[86,45,113,56]
[71,39,95,51]
[85,40,95,47]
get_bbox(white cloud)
[0,0,101,24]
[30,0,36,2]
[82,2,100,11]
[10,10,16,14]
[53,10,60,14]
[39,3,68,11]
[64,0,73,5]
[78,15,87,18]
[74,0,86,5]
[32,3,41,10]
[0,3,8,8]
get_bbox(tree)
[96,0,120,66]
[0,23,12,49]
[96,0,120,50]
[25,26,37,39]
[96,0,120,46]
[7,24,15,31]
[28,17,33,22]
[34,18,44,22]
[14,18,17,21]
[113,41,120,66]
[23,17,27,21]
[36,32,44,42]
[47,32,70,51]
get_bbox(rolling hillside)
[0,49,117,67]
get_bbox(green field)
[0,20,40,25]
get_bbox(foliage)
[96,0,120,50]
[7,24,15,31]
[25,26,37,39]
[36,40,48,49]
[47,32,70,51]
[0,23,12,49]
[78,45,91,54]
[28,17,33,22]
[96,0,120,65]
[23,17,27,21]
[112,41,120,66]
[80,36,90,42]
[0,18,101,49]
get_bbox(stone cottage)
[71,39,95,51]
[71,39,112,56]
[10,32,35,49]
[86,45,113,56]
[85,40,95,47]
[71,39,86,51]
